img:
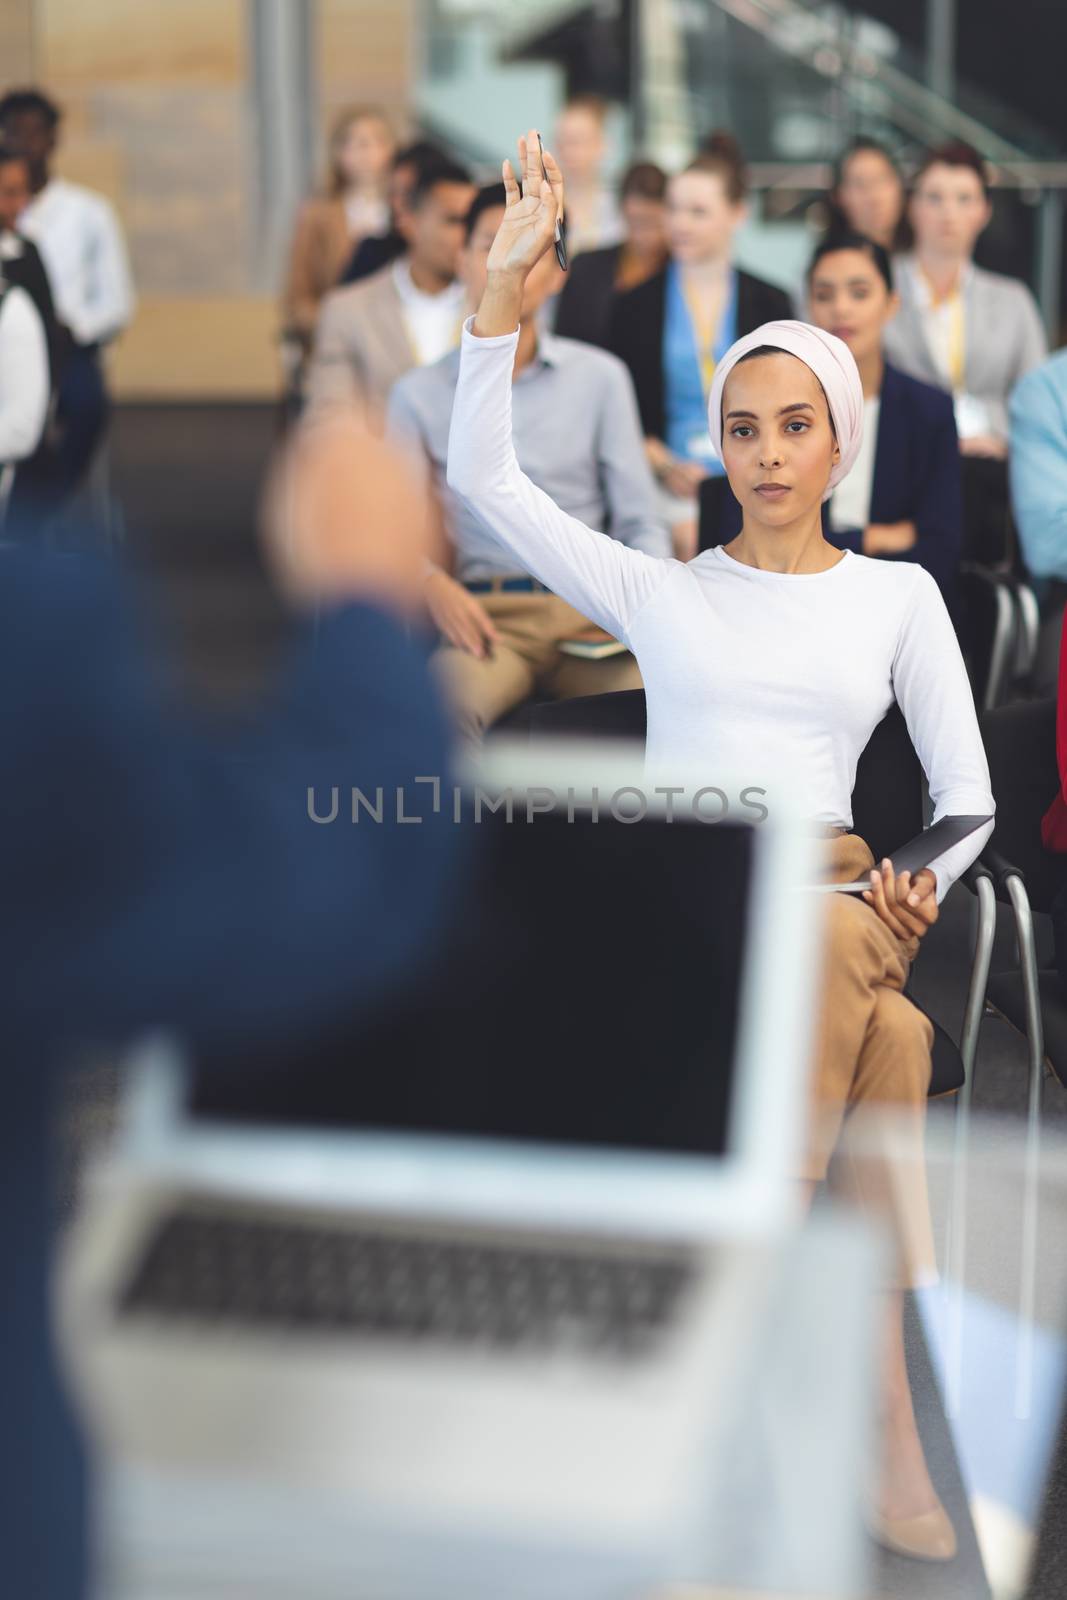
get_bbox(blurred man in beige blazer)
[305,159,474,430]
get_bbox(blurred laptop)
[61,739,829,1599]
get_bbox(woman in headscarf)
[446,132,995,1564]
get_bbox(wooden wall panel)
[35,0,243,87]
[109,297,281,399]
[0,0,35,82]
[317,0,415,133]
[8,2,419,397]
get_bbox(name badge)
[686,432,716,461]
[954,393,993,439]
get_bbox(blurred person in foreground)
[806,230,961,609]
[0,87,134,498]
[446,129,996,1561]
[282,105,395,346]
[305,158,474,428]
[553,93,622,255]
[830,137,908,254]
[608,133,792,559]
[3,420,459,1599]
[553,160,668,349]
[389,182,669,740]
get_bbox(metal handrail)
[707,0,1047,164]
[745,162,1067,195]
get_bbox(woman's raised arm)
[446,130,675,642]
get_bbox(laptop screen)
[189,805,755,1163]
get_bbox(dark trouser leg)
[55,344,109,497]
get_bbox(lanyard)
[920,264,966,392]
[945,291,966,392]
[681,275,729,396]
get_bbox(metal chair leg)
[1013,582,1041,684]
[1003,873,1044,1419]
[944,873,996,1418]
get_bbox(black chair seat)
[928,1015,966,1097]
[526,688,645,742]
[986,969,1067,1087]
[981,700,1064,915]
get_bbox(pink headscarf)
[706,319,865,501]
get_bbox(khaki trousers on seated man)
[429,573,643,740]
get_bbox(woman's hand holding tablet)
[862,859,939,941]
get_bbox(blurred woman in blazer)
[607,133,791,558]
[830,137,908,254]
[553,160,668,349]
[283,106,395,344]
[807,230,962,609]
[886,142,1046,457]
[885,141,1046,564]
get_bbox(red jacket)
[1043,622,1067,850]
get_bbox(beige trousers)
[809,833,937,1287]
[433,590,643,739]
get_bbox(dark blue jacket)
[824,362,962,607]
[2,549,457,1598]
[700,363,963,609]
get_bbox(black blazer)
[553,243,624,350]
[1,232,62,382]
[606,265,793,440]
[340,229,405,286]
[826,362,962,605]
[699,362,962,607]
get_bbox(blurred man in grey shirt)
[388,183,669,739]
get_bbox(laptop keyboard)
[118,1202,696,1358]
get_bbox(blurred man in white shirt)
[0,87,134,497]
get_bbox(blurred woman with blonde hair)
[283,105,394,343]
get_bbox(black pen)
[536,132,568,272]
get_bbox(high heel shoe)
[866,1501,958,1562]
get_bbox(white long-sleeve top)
[19,178,134,346]
[446,319,994,901]
[0,284,49,464]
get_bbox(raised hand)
[473,129,564,339]
[486,129,564,281]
